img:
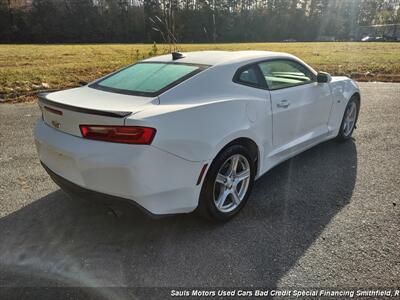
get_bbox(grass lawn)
[0,42,399,101]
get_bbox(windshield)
[90,62,205,96]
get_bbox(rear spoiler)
[37,93,132,118]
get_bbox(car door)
[257,59,333,151]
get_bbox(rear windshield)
[90,62,206,96]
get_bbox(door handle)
[277,100,290,108]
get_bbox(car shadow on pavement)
[0,139,357,298]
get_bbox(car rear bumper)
[34,119,205,215]
[41,161,160,217]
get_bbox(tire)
[336,95,360,142]
[197,144,256,222]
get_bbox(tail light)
[79,125,156,145]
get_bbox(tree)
[1,0,399,43]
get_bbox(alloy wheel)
[343,101,357,136]
[213,154,251,213]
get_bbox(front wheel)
[336,95,360,142]
[197,144,255,222]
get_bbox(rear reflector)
[196,164,208,185]
[44,106,63,115]
[79,125,156,144]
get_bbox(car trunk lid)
[38,86,157,137]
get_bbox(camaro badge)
[51,120,60,128]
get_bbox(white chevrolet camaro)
[35,51,360,221]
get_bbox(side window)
[258,60,315,90]
[235,65,264,88]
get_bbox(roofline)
[142,50,296,67]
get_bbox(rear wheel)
[197,144,255,221]
[336,95,360,141]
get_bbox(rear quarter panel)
[127,64,272,169]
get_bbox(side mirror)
[317,72,332,83]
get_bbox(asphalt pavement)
[0,82,399,299]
